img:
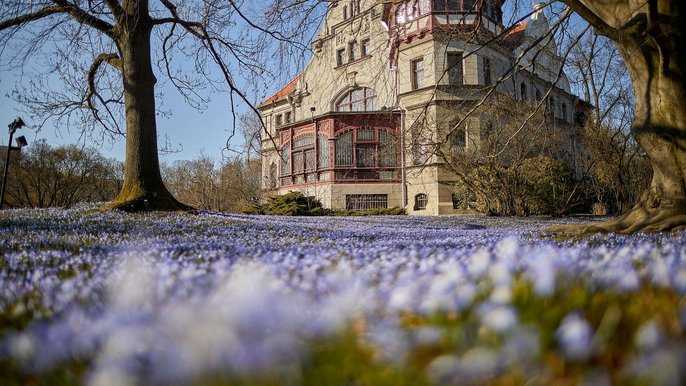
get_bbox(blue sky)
[0,68,251,163]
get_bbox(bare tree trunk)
[106,2,190,211]
[598,16,686,232]
[550,3,686,233]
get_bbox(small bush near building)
[453,157,589,217]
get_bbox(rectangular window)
[447,0,460,11]
[275,114,282,126]
[352,0,361,16]
[335,131,354,167]
[284,111,292,123]
[361,39,370,57]
[483,57,492,86]
[462,0,476,11]
[346,194,388,211]
[411,58,424,90]
[349,41,360,61]
[433,0,445,11]
[447,52,463,85]
[280,147,290,175]
[318,137,330,168]
[356,145,376,167]
[293,152,304,173]
[305,149,316,171]
[336,48,346,66]
[419,0,430,15]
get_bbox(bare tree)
[5,140,122,208]
[162,155,260,212]
[567,31,651,215]
[0,0,324,211]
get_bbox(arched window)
[520,82,528,101]
[414,193,428,210]
[336,88,377,112]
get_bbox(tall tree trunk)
[107,1,190,211]
[550,3,686,233]
[599,13,686,232]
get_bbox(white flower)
[556,313,594,361]
[468,249,491,278]
[634,320,662,351]
[489,285,512,304]
[481,305,518,332]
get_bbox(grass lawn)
[1,206,685,385]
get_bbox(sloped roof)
[501,21,527,49]
[258,74,303,109]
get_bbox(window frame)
[411,57,425,90]
[447,52,464,85]
[361,39,370,57]
[345,194,388,211]
[414,193,428,210]
[336,87,378,112]
[482,57,492,86]
[336,48,347,66]
[349,41,360,62]
[520,82,528,101]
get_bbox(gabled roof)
[258,74,303,109]
[501,21,527,49]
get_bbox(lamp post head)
[15,136,28,149]
[8,117,25,135]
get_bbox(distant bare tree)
[162,155,260,212]
[5,140,122,208]
[567,31,651,215]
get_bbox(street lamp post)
[1,118,27,209]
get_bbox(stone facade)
[259,0,579,215]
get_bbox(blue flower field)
[1,206,685,385]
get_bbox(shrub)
[520,156,589,216]
[246,192,328,216]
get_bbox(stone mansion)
[259,0,580,214]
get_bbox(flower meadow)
[1,207,686,386]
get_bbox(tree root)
[544,204,686,236]
[103,193,195,213]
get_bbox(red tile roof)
[258,74,303,108]
[502,21,527,49]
